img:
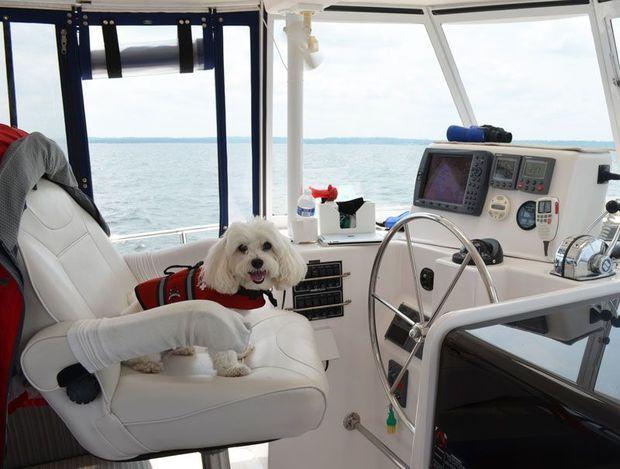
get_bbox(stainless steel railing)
[110,223,219,245]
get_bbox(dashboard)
[410,143,610,262]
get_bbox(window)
[470,324,587,382]
[224,26,253,221]
[11,23,66,152]
[444,16,612,143]
[83,25,219,251]
[271,20,460,214]
[0,24,10,125]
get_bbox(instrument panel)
[411,143,610,263]
[414,149,556,216]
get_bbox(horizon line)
[88,136,615,145]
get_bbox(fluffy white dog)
[125,218,307,377]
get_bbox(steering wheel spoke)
[372,293,417,328]
[404,224,426,320]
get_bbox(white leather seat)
[18,179,327,460]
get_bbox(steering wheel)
[368,212,499,433]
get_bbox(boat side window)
[0,23,9,125]
[443,17,612,146]
[469,323,587,383]
[270,20,460,216]
[11,23,67,154]
[469,308,620,403]
[83,25,220,252]
[224,26,253,221]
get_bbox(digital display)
[422,154,472,205]
[538,200,552,213]
[523,160,547,179]
[493,157,517,181]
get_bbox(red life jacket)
[134,262,276,311]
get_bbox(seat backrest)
[17,179,136,322]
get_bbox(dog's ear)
[274,235,307,290]
[200,236,239,295]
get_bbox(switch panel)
[388,360,408,408]
[293,260,345,321]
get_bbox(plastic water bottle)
[296,189,316,218]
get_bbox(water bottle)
[296,189,316,218]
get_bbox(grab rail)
[343,413,409,469]
[110,223,219,245]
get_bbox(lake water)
[89,141,619,252]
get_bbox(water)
[89,140,619,252]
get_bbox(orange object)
[309,184,338,201]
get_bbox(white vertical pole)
[423,7,477,127]
[264,10,275,218]
[589,1,620,157]
[286,12,304,235]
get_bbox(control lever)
[597,165,620,184]
[552,200,619,280]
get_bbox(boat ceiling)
[0,0,571,12]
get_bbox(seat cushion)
[110,307,327,452]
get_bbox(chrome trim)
[110,223,219,244]
[372,294,417,328]
[368,212,499,434]
[343,413,409,469]
[404,224,426,321]
[285,299,351,312]
[298,272,351,283]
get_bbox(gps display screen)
[422,154,472,205]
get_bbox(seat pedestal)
[201,449,231,469]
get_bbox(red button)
[517,181,524,189]
[536,184,544,192]
[548,218,551,224]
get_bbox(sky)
[0,14,615,142]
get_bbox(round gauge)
[516,201,537,231]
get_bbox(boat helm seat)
[17,179,327,461]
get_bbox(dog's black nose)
[251,258,264,269]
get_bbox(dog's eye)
[238,244,248,254]
[262,242,272,251]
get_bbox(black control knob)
[590,307,612,323]
[606,200,620,214]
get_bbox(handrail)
[110,223,219,244]
[343,413,409,469]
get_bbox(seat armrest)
[65,300,251,373]
[21,321,81,392]
[124,238,218,282]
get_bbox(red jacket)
[134,262,275,311]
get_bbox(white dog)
[124,218,307,377]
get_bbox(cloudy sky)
[1,14,615,142]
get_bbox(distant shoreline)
[89,136,615,148]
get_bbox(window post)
[56,10,93,198]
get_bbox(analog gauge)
[516,200,537,231]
